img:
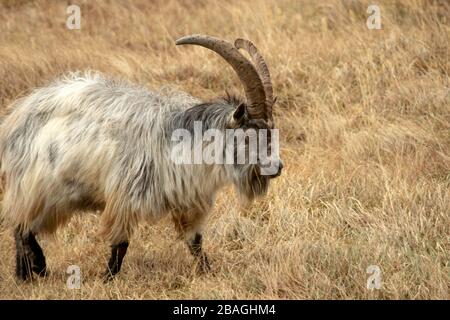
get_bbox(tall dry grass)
[0,0,448,299]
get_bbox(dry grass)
[0,0,449,299]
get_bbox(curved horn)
[176,34,267,119]
[235,38,274,116]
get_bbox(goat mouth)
[267,171,281,179]
[234,169,270,201]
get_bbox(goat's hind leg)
[15,229,32,281]
[14,227,47,281]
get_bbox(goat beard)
[233,165,270,205]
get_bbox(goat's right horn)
[176,34,267,119]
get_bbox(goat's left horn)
[176,34,268,120]
[235,38,274,117]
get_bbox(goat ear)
[233,103,246,121]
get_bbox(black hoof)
[33,266,49,278]
[196,254,211,274]
[103,270,116,283]
[31,256,47,277]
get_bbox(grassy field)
[0,0,448,299]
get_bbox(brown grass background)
[0,0,448,299]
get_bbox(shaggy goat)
[0,34,283,281]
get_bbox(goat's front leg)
[104,241,129,281]
[186,232,210,273]
[172,210,210,273]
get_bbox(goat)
[0,34,283,281]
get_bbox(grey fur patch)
[48,143,58,167]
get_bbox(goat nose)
[278,160,284,172]
[268,160,283,178]
[277,160,284,175]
